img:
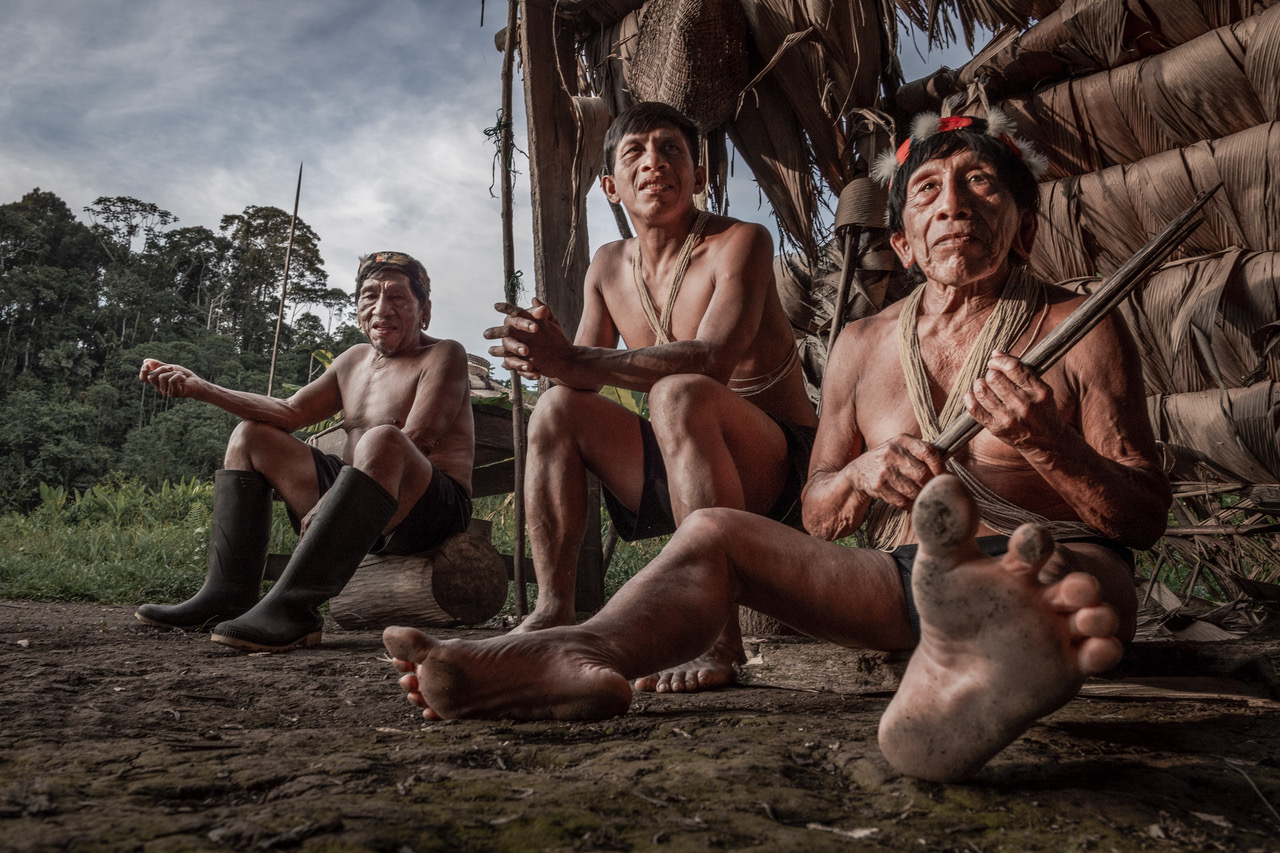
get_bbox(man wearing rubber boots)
[135,251,474,652]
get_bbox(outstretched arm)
[484,223,775,392]
[140,356,342,433]
[963,314,1171,547]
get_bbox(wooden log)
[329,532,508,630]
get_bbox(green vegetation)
[0,478,298,605]
[0,482,658,614]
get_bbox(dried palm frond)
[892,0,1042,50]
[1064,250,1280,397]
[739,0,892,192]
[1148,383,1280,486]
[577,8,640,117]
[728,73,824,258]
[1030,121,1280,282]
[950,0,1271,98]
[996,4,1280,180]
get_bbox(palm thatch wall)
[538,0,1280,618]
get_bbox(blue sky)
[0,0,968,362]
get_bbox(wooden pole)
[500,0,528,616]
[267,162,303,398]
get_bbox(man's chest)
[601,268,716,347]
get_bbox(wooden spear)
[267,162,303,398]
[500,0,528,616]
[931,183,1222,458]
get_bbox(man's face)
[601,126,706,217]
[357,270,428,356]
[889,148,1036,290]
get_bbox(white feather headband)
[871,109,1048,187]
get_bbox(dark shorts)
[601,414,818,542]
[891,533,1133,640]
[292,448,473,556]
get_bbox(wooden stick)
[500,0,528,616]
[267,162,303,397]
[932,184,1222,457]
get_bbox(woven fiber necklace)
[632,209,711,345]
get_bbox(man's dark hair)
[603,101,701,175]
[355,251,430,305]
[884,130,1040,234]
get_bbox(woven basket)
[628,0,750,132]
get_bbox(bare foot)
[633,627,745,693]
[508,606,573,635]
[382,626,633,721]
[878,474,1124,783]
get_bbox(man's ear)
[889,230,914,268]
[1011,208,1038,260]
[420,299,432,329]
[601,174,619,204]
[693,164,707,195]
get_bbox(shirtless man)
[135,251,474,652]
[388,111,1171,782]
[485,102,817,691]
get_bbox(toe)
[1077,635,1124,676]
[912,474,980,553]
[1008,523,1054,570]
[1069,603,1119,640]
[383,626,434,664]
[1047,572,1103,612]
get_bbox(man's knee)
[528,386,600,449]
[350,423,414,468]
[650,374,720,419]
[674,507,749,555]
[224,420,290,465]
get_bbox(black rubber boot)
[211,466,397,652]
[136,470,273,630]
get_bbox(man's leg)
[212,425,432,651]
[516,386,648,632]
[383,506,915,720]
[136,420,315,630]
[635,374,795,692]
[878,475,1129,782]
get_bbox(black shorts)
[601,414,817,542]
[292,448,473,555]
[890,533,1133,641]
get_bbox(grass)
[0,478,296,606]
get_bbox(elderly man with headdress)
[383,112,1171,782]
[135,252,475,653]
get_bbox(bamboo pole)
[267,162,302,398]
[931,184,1221,457]
[500,0,528,617]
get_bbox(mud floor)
[1,601,1278,852]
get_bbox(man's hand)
[964,351,1065,453]
[841,434,946,512]
[140,359,201,399]
[482,298,573,381]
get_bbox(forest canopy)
[0,188,363,510]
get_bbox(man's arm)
[965,313,1171,547]
[398,340,471,456]
[801,321,945,541]
[486,222,775,392]
[140,354,344,433]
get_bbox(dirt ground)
[2,601,1278,852]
